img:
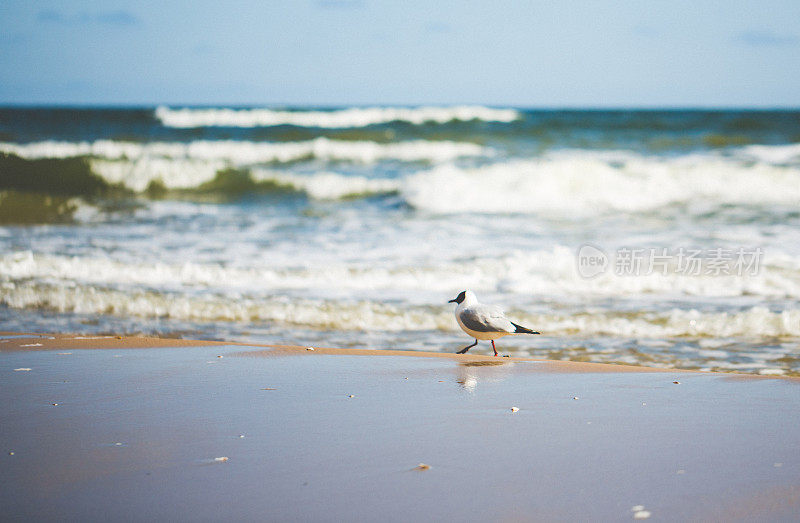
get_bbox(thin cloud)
[315,0,364,9]
[93,10,141,26]
[36,10,66,23]
[37,9,141,27]
[424,21,451,34]
[192,41,215,56]
[735,30,798,47]
[632,25,662,39]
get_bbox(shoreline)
[2,331,797,380]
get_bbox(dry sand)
[2,332,799,521]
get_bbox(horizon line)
[1,102,800,111]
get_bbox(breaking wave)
[154,105,520,128]
[3,143,800,212]
[402,150,800,214]
[4,248,800,301]
[0,138,487,164]
[0,139,487,194]
[2,279,799,339]
[739,143,800,165]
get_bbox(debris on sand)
[510,407,519,413]
[414,463,430,471]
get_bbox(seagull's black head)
[448,290,467,304]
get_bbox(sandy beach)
[2,332,799,521]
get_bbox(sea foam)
[740,143,800,164]
[0,139,488,193]
[402,151,800,215]
[4,247,799,301]
[251,170,399,200]
[3,279,799,338]
[154,105,520,128]
[0,138,486,164]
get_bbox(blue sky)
[1,0,799,107]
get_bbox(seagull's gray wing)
[459,304,515,333]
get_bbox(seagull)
[448,290,540,356]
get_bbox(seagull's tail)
[511,322,540,335]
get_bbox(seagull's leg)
[491,340,498,357]
[456,339,478,354]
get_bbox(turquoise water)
[1,106,799,373]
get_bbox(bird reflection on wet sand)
[456,360,510,392]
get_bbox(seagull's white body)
[449,290,539,355]
[454,291,517,341]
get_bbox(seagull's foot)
[456,339,478,355]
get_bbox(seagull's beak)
[448,298,457,303]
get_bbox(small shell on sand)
[306,347,315,351]
[348,395,355,398]
[217,355,223,358]
[14,368,32,372]
[510,407,519,412]
[633,510,651,519]
[214,457,229,462]
[673,381,680,384]
[414,463,430,471]
[573,397,579,400]
[51,403,59,406]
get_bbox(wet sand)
[2,332,799,521]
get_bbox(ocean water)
[1,106,799,375]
